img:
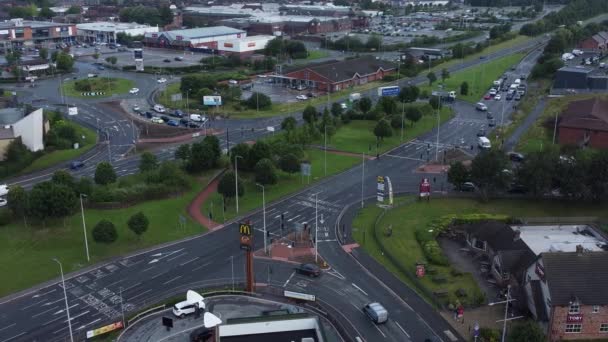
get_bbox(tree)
[365,35,382,51]
[358,97,373,114]
[55,52,74,72]
[175,144,191,161]
[244,92,271,110]
[188,141,215,172]
[203,135,221,166]
[427,71,437,86]
[508,321,544,342]
[39,6,55,19]
[374,119,393,141]
[331,102,343,117]
[38,48,49,60]
[303,105,318,124]
[66,5,82,15]
[398,85,420,103]
[248,141,272,170]
[448,162,469,190]
[139,152,158,173]
[28,182,77,221]
[217,171,244,200]
[440,68,450,82]
[255,158,278,185]
[585,150,608,201]
[230,143,251,170]
[105,56,117,65]
[378,96,397,115]
[281,116,297,132]
[279,153,300,173]
[93,53,100,60]
[92,220,117,244]
[51,170,75,189]
[405,106,422,125]
[7,186,28,220]
[460,81,469,96]
[128,212,149,239]
[75,177,93,197]
[470,149,509,200]
[516,151,557,197]
[95,162,117,185]
[159,5,174,26]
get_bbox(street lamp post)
[401,99,405,141]
[361,152,365,208]
[324,125,327,176]
[256,183,267,255]
[235,155,243,214]
[79,194,90,262]
[488,285,522,342]
[53,258,74,342]
[315,193,318,263]
[119,286,125,328]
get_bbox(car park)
[129,88,139,94]
[363,302,388,324]
[295,263,321,277]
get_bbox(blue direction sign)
[377,86,400,97]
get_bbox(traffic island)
[62,77,135,98]
[254,232,329,268]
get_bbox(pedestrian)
[433,177,436,183]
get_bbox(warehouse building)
[76,22,159,44]
[0,18,76,52]
[143,26,246,50]
[221,15,352,36]
[218,35,274,57]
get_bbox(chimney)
[513,229,521,242]
[576,244,584,255]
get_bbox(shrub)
[0,208,12,226]
[92,219,117,243]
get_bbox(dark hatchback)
[295,263,321,277]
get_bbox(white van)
[153,104,166,113]
[476,102,487,111]
[514,79,521,85]
[478,137,491,149]
[190,114,207,123]
[363,302,388,324]
[349,93,362,102]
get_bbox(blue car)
[173,110,184,118]
[167,120,179,127]
[70,161,85,170]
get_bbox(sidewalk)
[187,173,224,230]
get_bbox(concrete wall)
[12,108,44,152]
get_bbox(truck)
[349,93,361,102]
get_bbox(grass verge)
[352,197,608,307]
[203,149,360,224]
[62,77,135,98]
[0,174,212,297]
[421,53,525,103]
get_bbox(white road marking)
[65,310,90,322]
[0,332,25,342]
[32,305,60,318]
[53,303,79,315]
[350,302,360,311]
[127,289,152,302]
[373,324,387,338]
[287,214,301,222]
[0,324,15,332]
[179,256,199,266]
[395,321,410,338]
[20,299,47,310]
[283,271,296,287]
[166,252,187,262]
[32,288,57,298]
[384,154,424,161]
[141,266,156,272]
[351,283,368,296]
[123,282,142,292]
[42,316,62,326]
[162,275,182,285]
[76,318,101,330]
[192,261,212,272]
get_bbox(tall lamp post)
[488,285,523,342]
[79,194,90,262]
[235,155,243,214]
[314,193,318,263]
[53,258,74,342]
[256,183,267,255]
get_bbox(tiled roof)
[559,98,608,132]
[287,56,396,83]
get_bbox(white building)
[217,35,274,55]
[76,22,159,44]
[0,108,45,160]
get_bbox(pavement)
[0,35,546,342]
[503,97,546,151]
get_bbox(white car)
[0,198,6,207]
[296,95,308,100]
[173,290,206,318]
[133,105,141,112]
[494,94,502,101]
[151,117,164,124]
[129,88,140,94]
[157,78,167,83]
[0,184,8,197]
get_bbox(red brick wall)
[550,305,608,341]
[579,38,600,50]
[559,127,608,149]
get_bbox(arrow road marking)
[148,248,184,264]
[148,259,159,264]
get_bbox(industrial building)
[554,66,608,91]
[221,15,352,36]
[0,19,76,52]
[76,22,159,44]
[0,108,46,159]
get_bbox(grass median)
[62,77,135,98]
[203,149,360,225]
[352,197,608,307]
[0,174,211,297]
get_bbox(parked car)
[508,152,525,162]
[172,110,184,118]
[363,302,388,324]
[173,298,205,318]
[483,94,492,100]
[477,128,486,137]
[133,105,141,113]
[295,263,321,277]
[296,95,308,101]
[494,94,502,101]
[180,118,189,126]
[506,92,514,101]
[154,104,166,113]
[174,56,184,61]
[488,119,496,127]
[187,122,201,128]
[160,115,171,122]
[0,198,7,207]
[460,182,476,192]
[157,78,167,83]
[151,117,164,124]
[167,120,179,127]
[486,112,494,120]
[514,93,522,101]
[144,111,153,118]
[70,161,85,170]
[97,65,105,71]
[509,183,528,194]
[129,88,140,94]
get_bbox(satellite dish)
[203,312,222,328]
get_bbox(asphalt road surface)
[0,36,545,342]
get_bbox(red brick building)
[523,250,608,341]
[558,98,608,149]
[579,31,608,50]
[280,56,396,93]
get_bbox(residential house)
[558,98,608,149]
[579,31,608,50]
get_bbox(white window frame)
[600,323,608,333]
[565,324,582,333]
[569,303,580,314]
[593,305,600,313]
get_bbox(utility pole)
[53,259,74,342]
[315,193,319,263]
[401,99,405,141]
[361,152,365,208]
[324,125,327,176]
[79,194,90,262]
[552,110,559,144]
[435,94,441,162]
[235,155,242,214]
[256,183,267,255]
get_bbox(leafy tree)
[255,158,278,185]
[187,141,215,172]
[175,144,191,161]
[92,219,117,244]
[448,162,469,190]
[94,162,117,185]
[4,139,30,163]
[373,119,393,141]
[427,71,437,86]
[28,182,77,221]
[38,48,49,60]
[331,102,343,117]
[203,135,221,165]
[398,85,420,103]
[128,212,149,239]
[75,177,93,197]
[303,105,318,124]
[460,81,469,96]
[279,153,300,173]
[93,53,99,60]
[378,96,397,115]
[440,68,450,82]
[230,143,251,170]
[105,56,117,65]
[7,186,28,219]
[586,150,608,201]
[66,5,82,15]
[139,152,158,173]
[248,141,272,169]
[51,170,75,189]
[217,171,244,200]
[39,7,55,19]
[470,149,509,200]
[516,151,558,196]
[358,97,373,114]
[281,116,297,132]
[159,5,174,26]
[365,34,382,51]
[55,52,74,72]
[405,106,422,125]
[244,92,271,110]
[508,321,544,342]
[390,115,402,129]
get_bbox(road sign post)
[239,222,255,293]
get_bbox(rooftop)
[286,55,396,83]
[76,21,157,32]
[559,98,608,132]
[220,315,322,342]
[0,107,24,125]
[0,19,70,29]
[510,224,608,255]
[145,26,245,41]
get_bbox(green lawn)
[305,50,330,60]
[203,149,360,225]
[421,53,525,103]
[515,94,604,153]
[353,197,608,307]
[0,174,211,297]
[62,77,135,98]
[319,106,453,154]
[21,123,98,174]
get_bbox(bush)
[243,92,271,110]
[255,158,278,185]
[279,153,300,173]
[0,208,12,226]
[92,219,117,244]
[390,115,402,129]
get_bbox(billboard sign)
[300,163,311,176]
[284,290,315,301]
[86,322,123,338]
[239,222,252,251]
[377,176,385,202]
[203,96,222,106]
[133,49,143,60]
[378,86,400,97]
[419,178,431,198]
[68,107,78,116]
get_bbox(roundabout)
[61,77,136,98]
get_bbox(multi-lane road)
[0,36,546,342]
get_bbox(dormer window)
[569,302,580,314]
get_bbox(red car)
[483,94,492,100]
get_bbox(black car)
[477,128,486,137]
[508,183,528,194]
[488,119,496,127]
[180,118,189,126]
[460,182,476,192]
[70,161,85,170]
[506,92,514,101]
[486,112,494,120]
[175,56,184,61]
[160,115,171,122]
[163,59,171,63]
[295,263,321,277]
[144,111,153,118]
[187,122,201,128]
[508,152,525,162]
